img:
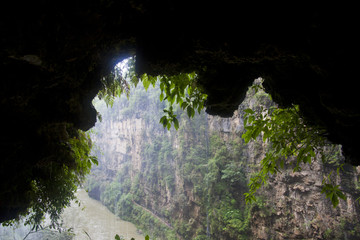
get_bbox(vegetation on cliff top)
[98,58,352,208]
[87,83,256,239]
[88,76,359,239]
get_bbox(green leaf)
[115,234,121,240]
[186,106,193,118]
[331,194,339,207]
[162,118,168,128]
[337,189,347,201]
[244,108,255,114]
[173,117,179,130]
[159,116,167,125]
[141,74,151,90]
[178,96,183,106]
[187,86,192,96]
[90,156,98,165]
[181,102,189,110]
[151,77,156,88]
[159,92,164,102]
[241,131,252,144]
[248,115,255,124]
[160,82,164,91]
[321,183,346,207]
[190,106,195,118]
[145,235,150,240]
[279,159,284,169]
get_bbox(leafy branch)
[321,172,347,207]
[97,57,138,107]
[97,57,207,130]
[242,82,346,207]
[2,123,98,230]
[141,72,207,130]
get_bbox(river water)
[62,189,145,240]
[0,189,144,240]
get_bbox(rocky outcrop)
[92,118,145,174]
[209,88,360,240]
[89,84,360,239]
[256,162,360,240]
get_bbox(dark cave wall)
[135,2,360,165]
[1,1,359,222]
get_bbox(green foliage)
[2,123,97,233]
[114,234,128,240]
[89,128,179,239]
[320,215,360,239]
[92,76,353,238]
[114,234,137,240]
[96,57,207,130]
[89,84,251,239]
[0,220,74,240]
[159,105,178,130]
[91,75,357,240]
[221,162,246,184]
[142,72,207,130]
[242,81,346,207]
[202,134,250,239]
[323,228,332,239]
[97,57,138,107]
[207,196,251,240]
[321,173,347,207]
[68,131,98,176]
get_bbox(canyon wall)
[87,83,360,239]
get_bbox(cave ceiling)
[0,1,359,222]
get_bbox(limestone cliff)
[87,83,360,239]
[209,87,360,239]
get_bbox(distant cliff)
[86,82,360,239]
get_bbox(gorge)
[2,2,360,238]
[85,80,360,239]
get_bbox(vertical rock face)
[244,144,360,239]
[255,161,360,240]
[92,117,145,174]
[88,83,360,239]
[209,87,360,240]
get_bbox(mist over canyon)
[85,80,360,240]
